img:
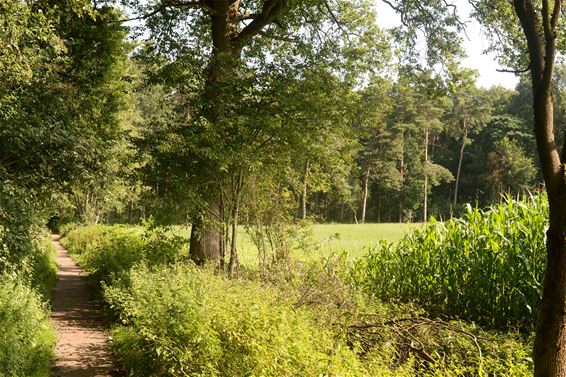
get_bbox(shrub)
[349,301,533,376]
[0,276,55,377]
[105,264,366,377]
[28,234,58,300]
[353,193,547,331]
[62,225,188,288]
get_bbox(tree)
[0,2,132,271]
[355,77,395,223]
[483,137,536,196]
[447,84,491,208]
[124,0,387,266]
[473,0,566,373]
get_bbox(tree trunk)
[399,131,405,223]
[188,3,241,262]
[377,188,382,223]
[512,0,566,372]
[361,164,371,224]
[219,197,227,270]
[302,161,310,220]
[533,94,566,377]
[535,219,566,377]
[423,128,429,223]
[453,124,468,208]
[228,201,240,275]
[189,202,221,265]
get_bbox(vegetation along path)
[50,234,115,377]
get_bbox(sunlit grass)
[173,223,418,266]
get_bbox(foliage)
[483,137,537,197]
[28,234,59,301]
[62,224,188,289]
[0,2,134,274]
[353,193,547,332]
[105,263,366,377]
[351,304,533,376]
[65,224,534,376]
[0,276,55,377]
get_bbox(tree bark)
[453,124,467,208]
[423,127,429,223]
[302,160,310,220]
[512,0,566,374]
[535,223,566,377]
[399,130,405,223]
[361,164,371,224]
[189,201,221,265]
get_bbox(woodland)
[2,0,566,376]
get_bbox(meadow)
[173,222,417,265]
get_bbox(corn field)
[354,193,547,331]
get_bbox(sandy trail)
[50,234,116,377]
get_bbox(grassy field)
[310,223,416,258]
[175,223,418,266]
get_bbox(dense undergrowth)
[353,194,546,332]
[62,215,537,376]
[0,233,58,377]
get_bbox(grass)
[173,223,417,266]
[308,223,417,259]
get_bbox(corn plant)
[354,193,547,331]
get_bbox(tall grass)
[354,193,547,331]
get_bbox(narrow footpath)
[50,234,116,377]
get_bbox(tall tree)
[124,0,387,265]
[447,85,491,208]
[0,2,131,271]
[473,0,566,374]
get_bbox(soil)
[50,234,117,377]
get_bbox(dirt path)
[50,234,116,377]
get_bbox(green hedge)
[353,194,546,331]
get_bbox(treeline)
[107,60,556,227]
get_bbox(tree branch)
[108,0,203,23]
[496,67,530,74]
[234,0,289,48]
[258,29,299,43]
[322,0,347,35]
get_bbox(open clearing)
[175,222,418,265]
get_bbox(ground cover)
[0,233,58,377]
[61,215,535,376]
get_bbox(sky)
[374,0,520,90]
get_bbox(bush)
[105,264,366,377]
[353,193,547,331]
[0,276,55,377]
[28,234,58,300]
[349,302,533,376]
[62,225,188,288]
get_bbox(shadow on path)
[50,234,116,377]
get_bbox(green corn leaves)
[354,193,547,332]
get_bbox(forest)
[2,0,566,376]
